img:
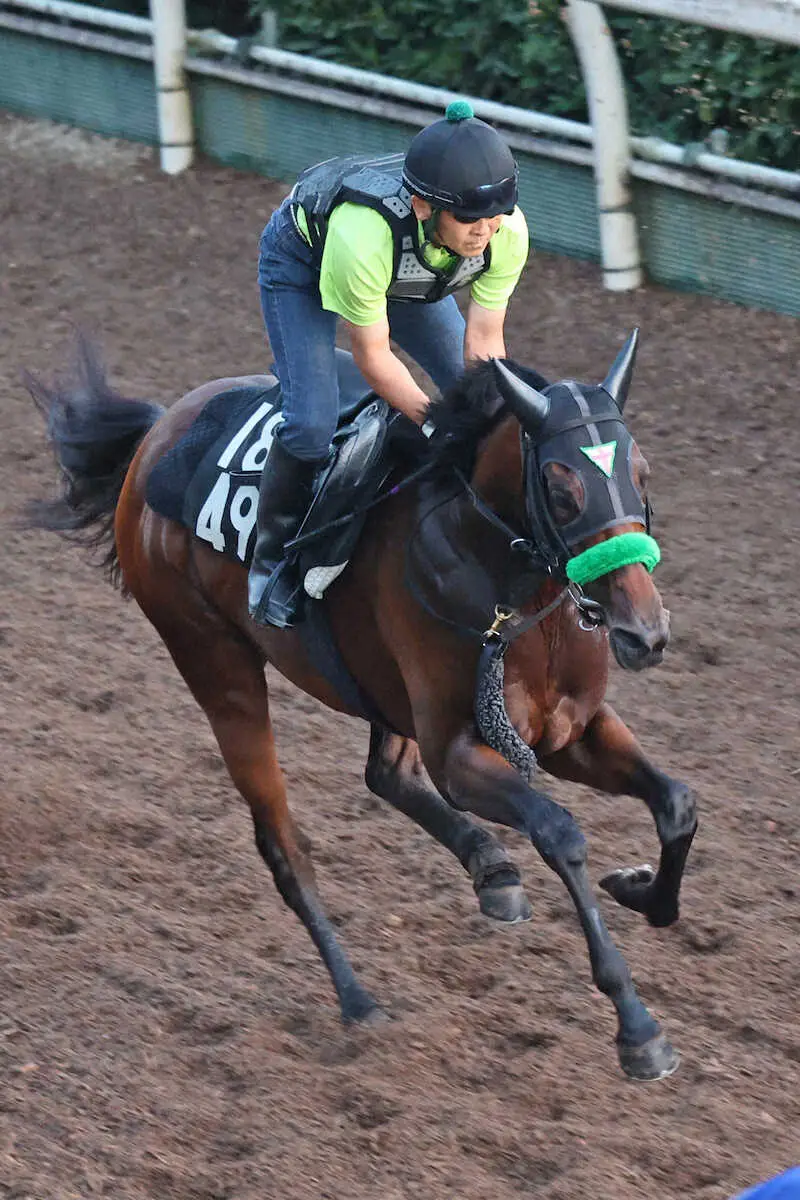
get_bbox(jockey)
[250,99,530,627]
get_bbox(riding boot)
[247,436,322,629]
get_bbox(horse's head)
[471,330,668,670]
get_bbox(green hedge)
[252,0,800,171]
[86,0,258,36]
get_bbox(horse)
[26,329,697,1081]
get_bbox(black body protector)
[290,152,490,304]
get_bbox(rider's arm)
[465,206,530,363]
[346,317,430,425]
[464,300,507,363]
[319,206,429,424]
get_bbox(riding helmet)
[402,100,519,221]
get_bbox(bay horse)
[27,329,697,1081]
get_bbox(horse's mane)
[425,357,551,469]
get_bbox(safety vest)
[290,152,491,304]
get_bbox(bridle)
[406,349,659,781]
[448,463,608,637]
[407,385,653,648]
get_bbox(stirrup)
[250,560,303,628]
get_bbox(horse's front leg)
[365,725,532,924]
[540,703,697,928]
[435,729,679,1081]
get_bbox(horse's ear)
[601,328,639,410]
[492,359,549,429]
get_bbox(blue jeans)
[257,198,466,461]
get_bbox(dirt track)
[1,114,799,1200]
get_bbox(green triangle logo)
[580,440,617,477]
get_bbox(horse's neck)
[404,480,524,634]
[471,413,526,525]
[412,418,530,617]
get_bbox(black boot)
[248,436,321,628]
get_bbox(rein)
[283,456,439,555]
[403,465,605,644]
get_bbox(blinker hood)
[532,379,647,547]
[492,334,659,580]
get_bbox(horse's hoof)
[341,990,387,1026]
[357,1004,391,1028]
[478,882,533,924]
[618,1032,680,1082]
[600,865,680,927]
[599,864,655,913]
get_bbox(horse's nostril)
[612,629,644,654]
[610,626,666,670]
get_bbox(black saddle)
[146,349,419,612]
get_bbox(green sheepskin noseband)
[566,532,661,587]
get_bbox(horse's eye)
[633,449,650,492]
[543,464,584,526]
[549,487,580,525]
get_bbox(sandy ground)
[1,114,798,1200]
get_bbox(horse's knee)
[656,780,697,843]
[531,806,587,867]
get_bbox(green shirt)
[297,202,530,326]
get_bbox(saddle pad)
[146,382,398,731]
[146,383,281,565]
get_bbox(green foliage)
[253,0,799,171]
[84,0,258,37]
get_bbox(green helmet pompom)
[445,100,474,122]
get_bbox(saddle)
[146,349,414,613]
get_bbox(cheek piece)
[566,531,661,587]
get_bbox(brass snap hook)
[484,604,515,640]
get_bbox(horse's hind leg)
[144,606,382,1025]
[365,726,532,924]
[540,703,697,928]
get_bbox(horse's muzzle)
[609,624,669,671]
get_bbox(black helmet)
[402,100,519,221]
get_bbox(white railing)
[566,0,800,287]
[4,0,151,31]
[603,0,800,44]
[150,0,191,173]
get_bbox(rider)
[250,99,530,627]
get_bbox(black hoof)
[618,1032,680,1082]
[355,1004,390,1028]
[600,864,680,927]
[478,882,533,924]
[600,864,655,912]
[341,989,387,1026]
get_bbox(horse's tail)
[25,336,165,588]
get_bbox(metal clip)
[568,582,605,632]
[484,604,515,641]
